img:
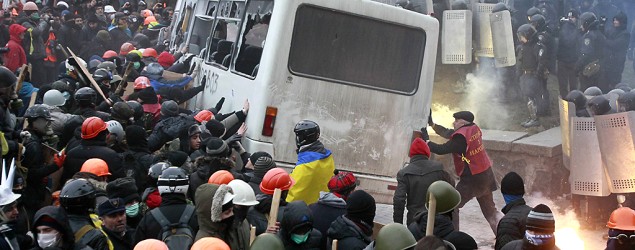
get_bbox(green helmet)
[250,233,284,250]
[375,223,417,250]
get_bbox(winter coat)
[133,193,199,244]
[501,239,560,250]
[29,206,92,250]
[394,154,454,225]
[603,14,630,77]
[557,20,580,63]
[22,132,59,213]
[576,29,606,74]
[57,23,83,55]
[67,214,110,250]
[188,156,237,200]
[48,106,73,136]
[287,141,335,204]
[495,198,533,250]
[147,114,196,152]
[20,18,49,61]
[248,175,264,196]
[326,215,373,250]
[194,184,250,250]
[0,224,19,250]
[79,36,109,62]
[408,210,455,241]
[108,26,133,50]
[5,24,27,72]
[277,201,322,250]
[62,138,124,184]
[103,227,134,250]
[247,194,287,235]
[309,192,347,249]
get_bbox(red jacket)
[4,24,27,72]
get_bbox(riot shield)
[473,3,495,58]
[442,10,473,64]
[569,117,611,196]
[489,10,516,67]
[559,98,575,170]
[594,111,635,193]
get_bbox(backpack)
[150,205,196,250]
[120,151,146,189]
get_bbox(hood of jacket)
[280,201,313,238]
[9,24,26,43]
[195,184,224,238]
[327,215,372,242]
[31,206,75,249]
[317,192,346,208]
[409,211,455,240]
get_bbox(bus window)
[288,5,426,95]
[233,0,273,77]
[204,0,246,68]
[189,15,214,56]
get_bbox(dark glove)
[215,97,225,111]
[188,62,197,75]
[225,133,242,145]
[9,99,23,111]
[200,76,206,88]
[420,127,430,141]
[427,109,433,126]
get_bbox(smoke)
[524,193,606,250]
[460,63,513,130]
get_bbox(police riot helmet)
[157,167,189,195]
[92,68,113,82]
[51,80,69,93]
[587,95,613,116]
[24,104,52,120]
[145,62,164,76]
[564,90,587,111]
[74,87,97,103]
[0,66,16,88]
[294,120,320,148]
[584,86,603,97]
[126,100,144,119]
[492,2,508,13]
[530,14,546,30]
[615,83,632,92]
[451,0,468,10]
[580,12,598,31]
[43,89,66,107]
[617,92,635,112]
[149,162,170,180]
[59,179,97,214]
[527,7,541,17]
[517,24,536,41]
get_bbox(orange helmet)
[134,76,151,90]
[52,190,61,206]
[120,43,136,56]
[80,158,111,177]
[142,48,158,58]
[140,9,154,18]
[23,2,38,11]
[81,117,108,139]
[103,50,118,59]
[607,207,635,230]
[134,239,168,250]
[194,110,213,123]
[144,16,157,25]
[190,237,230,250]
[208,170,234,185]
[260,168,295,195]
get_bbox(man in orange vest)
[423,111,499,235]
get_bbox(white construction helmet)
[43,89,66,107]
[104,5,116,13]
[106,120,124,143]
[65,57,87,72]
[228,179,259,206]
[0,159,20,207]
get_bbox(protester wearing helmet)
[106,120,125,152]
[228,179,259,222]
[141,162,169,210]
[606,207,635,250]
[309,170,359,249]
[287,120,335,204]
[21,105,65,217]
[110,101,135,127]
[62,117,124,185]
[366,223,417,250]
[72,87,111,121]
[80,158,111,182]
[208,170,234,185]
[59,179,110,250]
[576,12,606,91]
[247,167,295,235]
[194,183,250,249]
[134,167,199,245]
[250,233,285,250]
[20,1,50,85]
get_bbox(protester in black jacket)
[277,201,322,250]
[495,172,533,250]
[310,171,357,249]
[98,198,135,250]
[326,190,375,250]
[31,205,92,250]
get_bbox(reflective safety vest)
[44,31,57,63]
[451,124,492,176]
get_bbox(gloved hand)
[9,99,23,111]
[214,97,225,111]
[428,109,433,126]
[420,127,430,141]
[225,133,243,145]
[53,150,66,168]
[230,141,246,154]
[200,76,207,88]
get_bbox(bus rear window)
[288,5,426,95]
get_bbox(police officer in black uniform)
[576,12,606,91]
[557,9,581,97]
[516,24,547,128]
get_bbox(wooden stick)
[332,239,338,250]
[426,194,437,236]
[115,62,134,96]
[22,91,38,130]
[67,48,111,106]
[14,64,27,95]
[268,188,282,228]
[249,226,256,245]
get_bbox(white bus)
[172,0,439,203]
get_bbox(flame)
[555,227,585,250]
